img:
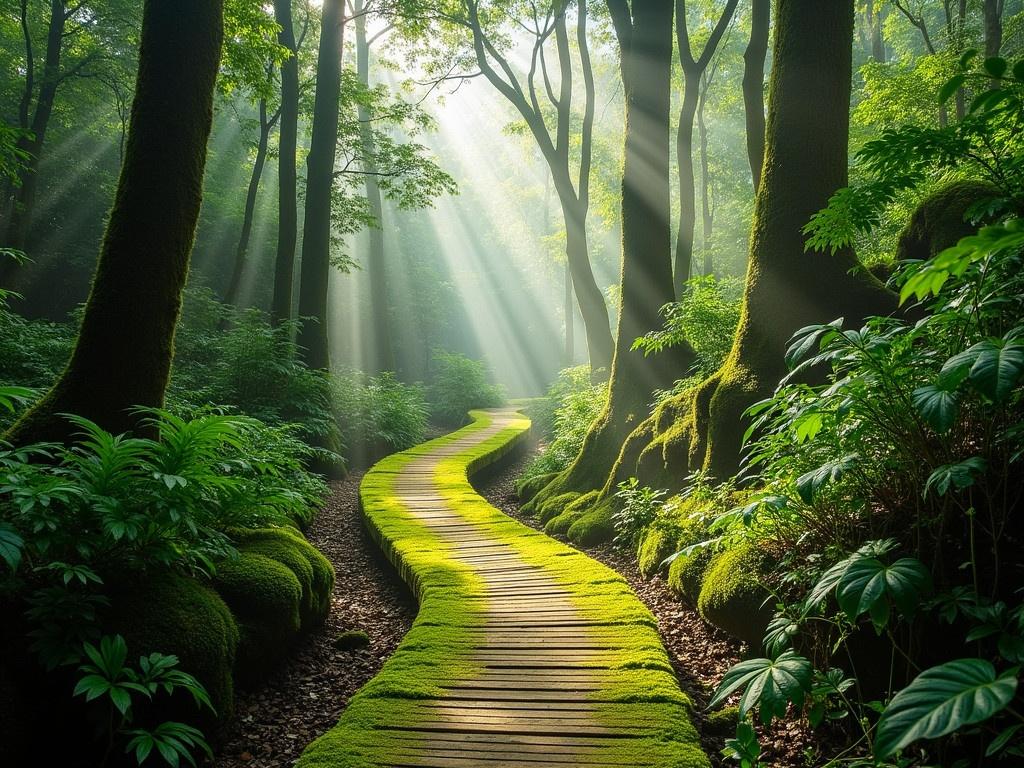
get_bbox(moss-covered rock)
[537,491,582,524]
[667,547,714,606]
[896,180,999,264]
[566,497,615,546]
[334,630,371,651]
[234,527,335,628]
[696,541,773,647]
[213,552,302,683]
[704,705,740,738]
[107,572,239,729]
[637,527,676,578]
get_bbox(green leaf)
[987,724,1023,757]
[836,556,931,631]
[966,339,1024,401]
[1013,59,1024,82]
[795,454,859,504]
[708,650,813,725]
[912,385,959,433]
[939,74,966,104]
[875,660,1019,758]
[924,457,986,498]
[0,523,24,572]
[984,57,1008,79]
[959,48,979,68]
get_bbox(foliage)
[425,351,504,426]
[806,53,1024,255]
[632,275,743,375]
[520,367,607,481]
[611,479,666,549]
[331,369,428,463]
[0,409,325,669]
[74,634,213,767]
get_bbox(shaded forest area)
[2,0,1024,766]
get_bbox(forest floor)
[473,448,815,768]
[212,471,416,768]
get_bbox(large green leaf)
[966,339,1024,401]
[875,659,1019,758]
[795,453,859,504]
[911,384,959,434]
[836,556,931,631]
[0,523,24,572]
[708,650,813,725]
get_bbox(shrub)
[332,369,428,464]
[521,367,606,482]
[425,351,504,426]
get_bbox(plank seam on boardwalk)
[295,409,709,768]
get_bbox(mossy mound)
[536,490,582,524]
[696,541,773,647]
[516,471,557,502]
[638,527,677,578]
[233,527,335,628]
[334,630,371,651]
[705,705,740,738]
[667,548,714,606]
[896,180,999,264]
[106,572,239,730]
[213,552,302,683]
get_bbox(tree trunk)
[617,0,896,490]
[223,98,272,310]
[674,73,699,292]
[355,0,393,375]
[698,77,713,276]
[4,0,224,445]
[296,0,345,371]
[672,0,738,296]
[2,0,66,280]
[984,0,1003,58]
[270,0,300,325]
[743,0,769,191]
[564,261,574,367]
[524,0,685,541]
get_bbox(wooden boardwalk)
[297,409,707,768]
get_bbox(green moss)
[566,499,615,546]
[638,527,676,578]
[515,470,557,502]
[333,630,370,651]
[234,527,335,628]
[107,572,238,729]
[213,552,302,683]
[896,180,999,264]
[537,490,581,523]
[705,705,740,737]
[667,547,713,605]
[697,540,773,647]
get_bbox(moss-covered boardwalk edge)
[296,408,709,768]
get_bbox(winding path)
[297,409,708,768]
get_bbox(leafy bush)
[611,479,665,548]
[632,274,743,376]
[332,369,428,464]
[521,367,607,481]
[699,57,1024,765]
[0,409,326,669]
[425,351,504,426]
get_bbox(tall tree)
[223,94,280,310]
[524,0,685,539]
[5,0,224,444]
[673,0,739,294]
[355,0,394,374]
[1,0,135,281]
[271,0,302,324]
[297,0,346,370]
[426,0,614,377]
[614,0,896,493]
[984,0,1005,58]
[742,0,769,191]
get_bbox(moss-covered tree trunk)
[616,0,896,491]
[1,0,68,285]
[223,97,274,311]
[355,0,393,375]
[4,0,224,445]
[742,0,769,191]
[297,0,344,371]
[270,0,300,325]
[524,0,688,539]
